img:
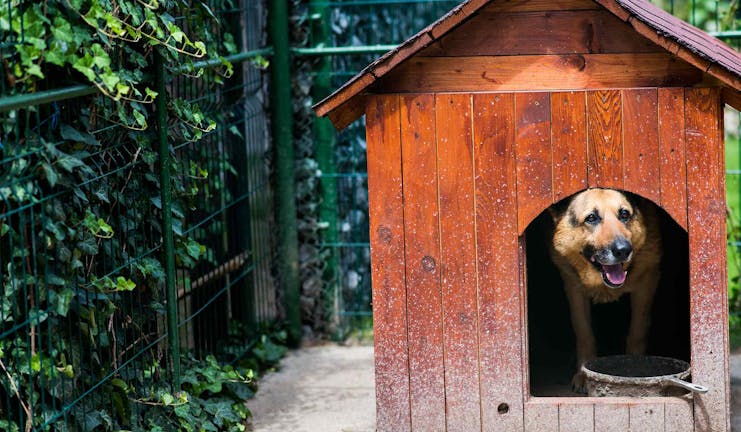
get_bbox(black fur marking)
[568,210,579,227]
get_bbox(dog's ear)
[548,199,570,223]
[622,191,646,215]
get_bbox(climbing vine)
[0,0,258,430]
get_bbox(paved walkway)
[246,344,375,432]
[247,343,741,431]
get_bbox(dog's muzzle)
[585,238,633,289]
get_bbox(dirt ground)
[247,343,741,432]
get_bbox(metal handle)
[665,377,709,394]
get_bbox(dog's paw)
[571,371,588,395]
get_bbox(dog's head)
[551,188,648,289]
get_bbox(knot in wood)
[421,255,436,272]
[377,226,393,244]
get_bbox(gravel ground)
[247,343,741,431]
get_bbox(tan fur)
[549,188,662,392]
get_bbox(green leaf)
[114,277,136,292]
[31,353,41,372]
[161,392,174,406]
[55,288,75,317]
[61,124,100,146]
[41,162,59,187]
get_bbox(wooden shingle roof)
[314,0,741,130]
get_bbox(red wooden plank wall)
[365,88,727,431]
[685,87,729,432]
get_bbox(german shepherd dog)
[549,188,661,392]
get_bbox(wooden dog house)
[314,0,741,430]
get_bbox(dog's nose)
[611,238,633,260]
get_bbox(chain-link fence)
[0,1,276,430]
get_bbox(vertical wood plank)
[473,93,524,431]
[516,92,553,232]
[366,95,411,431]
[686,87,730,432]
[559,402,594,432]
[551,91,588,203]
[400,94,446,430]
[665,398,694,432]
[623,88,660,202]
[436,93,482,431]
[594,403,629,432]
[629,402,664,432]
[588,89,623,189]
[658,88,688,230]
[524,402,558,432]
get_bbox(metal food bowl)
[581,355,708,397]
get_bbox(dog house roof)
[313,0,741,130]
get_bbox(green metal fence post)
[155,49,181,384]
[309,0,341,337]
[269,0,302,346]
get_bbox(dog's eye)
[618,208,631,222]
[584,213,599,224]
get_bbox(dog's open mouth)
[589,258,628,288]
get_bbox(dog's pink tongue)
[602,264,627,285]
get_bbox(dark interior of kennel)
[526,199,690,397]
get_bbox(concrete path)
[248,343,741,431]
[246,344,375,432]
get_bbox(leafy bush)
[0,0,261,430]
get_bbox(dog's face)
[552,188,647,290]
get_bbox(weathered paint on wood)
[473,93,524,431]
[551,91,588,203]
[486,0,600,13]
[665,397,695,432]
[623,88,660,203]
[658,88,688,230]
[593,403,629,431]
[421,10,661,57]
[435,93,482,431]
[629,401,664,432]
[376,54,703,94]
[524,400,558,432]
[685,87,730,432]
[587,89,623,189]
[399,94,446,431]
[365,88,727,431]
[365,95,411,432]
[516,92,553,233]
[559,402,595,432]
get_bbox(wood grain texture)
[365,95,411,431]
[664,397,694,432]
[551,91,588,202]
[559,402,594,432]
[524,401,558,432]
[399,94,446,431]
[516,92,553,233]
[435,93,481,431]
[486,0,599,13]
[420,10,660,57]
[622,88,659,202]
[376,54,703,94]
[472,93,523,431]
[594,403,629,431]
[629,402,664,432]
[685,87,730,432]
[658,88,688,230]
[587,89,623,189]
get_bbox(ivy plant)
[0,0,254,431]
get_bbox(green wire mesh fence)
[0,1,276,430]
